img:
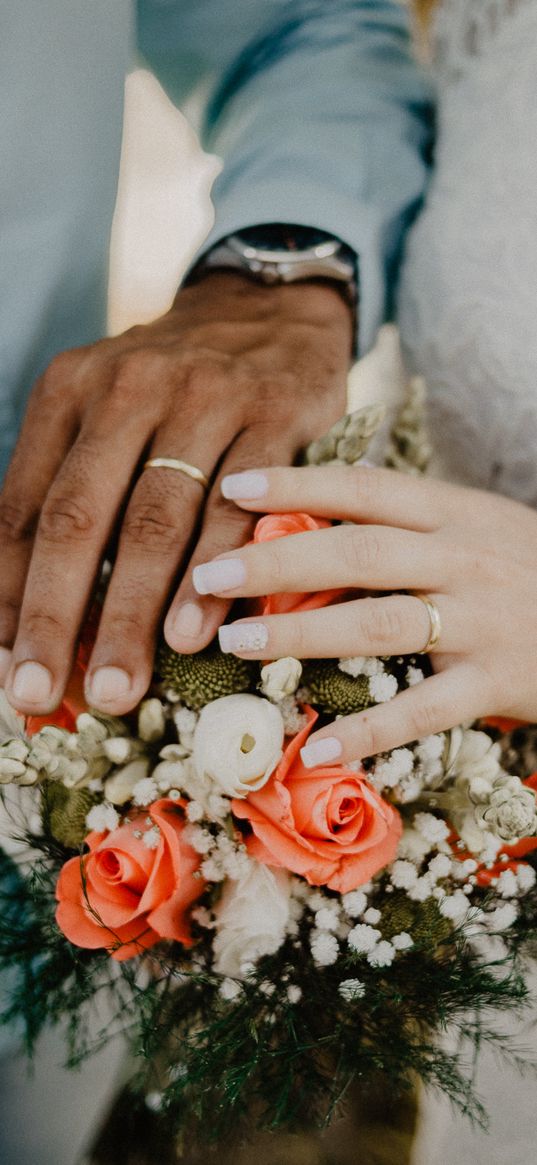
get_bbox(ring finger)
[84,439,219,712]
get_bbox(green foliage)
[156,640,259,709]
[1,842,535,1147]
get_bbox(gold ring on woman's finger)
[412,593,442,653]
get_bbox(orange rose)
[232,709,402,893]
[252,512,350,615]
[55,799,204,961]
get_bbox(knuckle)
[122,502,179,554]
[22,609,64,642]
[339,525,382,579]
[0,497,37,543]
[364,600,405,649]
[102,609,148,641]
[39,352,79,400]
[39,495,97,543]
[407,699,440,741]
[111,352,165,402]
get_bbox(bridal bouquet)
[1,400,536,1144]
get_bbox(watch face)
[236,223,338,253]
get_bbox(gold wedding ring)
[143,457,210,490]
[413,593,442,653]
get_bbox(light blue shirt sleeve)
[139,0,434,353]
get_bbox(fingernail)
[0,647,12,685]
[171,601,204,641]
[193,558,246,595]
[88,666,131,705]
[12,661,53,704]
[221,471,268,500]
[300,737,342,768]
[218,622,268,653]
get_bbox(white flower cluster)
[1,664,535,994]
[427,729,537,855]
[338,656,397,704]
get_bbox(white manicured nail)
[218,623,268,653]
[171,602,204,640]
[193,558,246,595]
[12,661,53,704]
[221,472,269,500]
[88,666,131,705]
[300,737,342,768]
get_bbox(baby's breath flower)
[427,854,451,881]
[86,803,120,833]
[516,864,536,893]
[142,825,161,850]
[348,924,381,954]
[495,869,519,898]
[367,940,395,968]
[407,873,434,902]
[390,860,418,890]
[405,665,424,686]
[310,930,339,966]
[338,656,367,678]
[341,889,368,918]
[414,812,450,845]
[339,978,366,1001]
[438,890,471,923]
[392,932,413,951]
[184,825,214,855]
[369,673,398,703]
[373,748,414,790]
[314,905,340,931]
[486,902,518,931]
[363,907,381,925]
[307,890,329,912]
[201,857,225,882]
[186,800,203,822]
[132,777,159,807]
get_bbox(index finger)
[221,465,463,531]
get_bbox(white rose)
[193,694,284,798]
[212,860,291,977]
[260,658,302,703]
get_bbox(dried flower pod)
[300,659,372,716]
[157,640,259,709]
[304,403,386,467]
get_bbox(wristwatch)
[186,223,359,350]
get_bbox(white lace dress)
[398,0,537,505]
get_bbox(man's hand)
[0,272,351,716]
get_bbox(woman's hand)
[189,465,537,765]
